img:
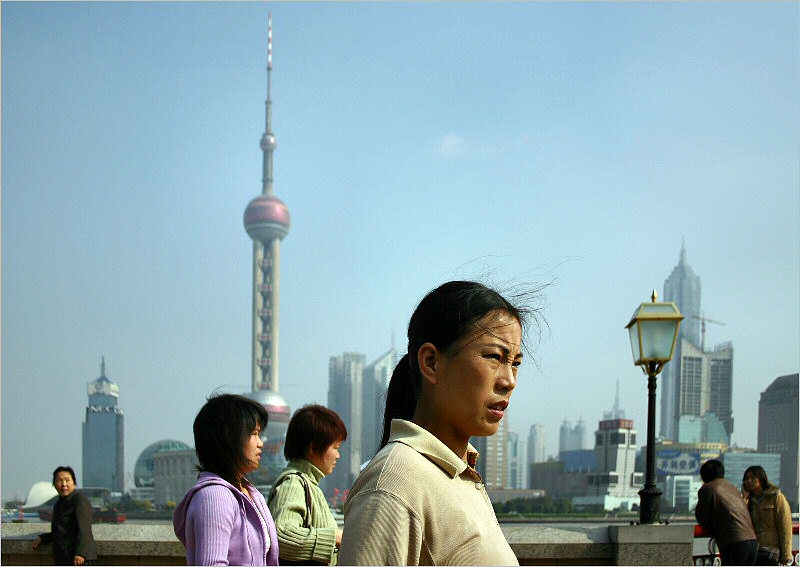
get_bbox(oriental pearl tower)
[242,13,291,483]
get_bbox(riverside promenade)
[2,519,706,565]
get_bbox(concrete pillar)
[608,524,694,566]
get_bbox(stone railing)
[2,523,186,566]
[1,520,699,565]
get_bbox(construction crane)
[691,312,725,352]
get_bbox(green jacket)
[746,487,793,564]
[268,459,339,565]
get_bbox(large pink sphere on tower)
[243,195,291,243]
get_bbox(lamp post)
[625,290,683,525]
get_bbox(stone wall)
[2,523,185,566]
[2,521,697,566]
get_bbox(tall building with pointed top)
[243,12,291,395]
[603,380,626,420]
[664,243,702,347]
[661,244,701,440]
[660,245,734,444]
[82,358,124,493]
[242,13,292,487]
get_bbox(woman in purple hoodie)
[173,393,279,566]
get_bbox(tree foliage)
[116,495,153,511]
[493,496,576,515]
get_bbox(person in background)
[268,404,347,565]
[340,280,542,566]
[32,466,97,566]
[695,459,758,566]
[742,465,793,566]
[173,393,279,565]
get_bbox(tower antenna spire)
[268,11,273,72]
[261,11,276,196]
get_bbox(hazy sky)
[2,2,798,501]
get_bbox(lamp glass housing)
[626,301,683,366]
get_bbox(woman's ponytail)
[379,353,418,449]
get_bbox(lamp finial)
[651,290,658,302]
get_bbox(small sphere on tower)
[244,195,290,243]
[260,133,277,152]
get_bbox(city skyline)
[2,2,798,500]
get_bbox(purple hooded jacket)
[173,472,279,566]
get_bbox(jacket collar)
[285,459,324,483]
[388,419,480,479]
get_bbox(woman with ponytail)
[339,280,541,566]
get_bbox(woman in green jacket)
[742,466,793,566]
[268,405,347,566]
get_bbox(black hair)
[193,393,270,488]
[700,459,725,483]
[52,466,76,486]
[380,279,543,449]
[743,465,776,491]
[284,404,348,461]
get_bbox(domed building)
[130,439,191,502]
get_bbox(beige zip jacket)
[746,487,793,564]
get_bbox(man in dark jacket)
[32,466,97,565]
[695,459,758,566]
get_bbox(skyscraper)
[241,14,292,486]
[526,424,546,488]
[663,243,702,347]
[326,348,397,496]
[82,358,124,493]
[471,417,509,489]
[661,244,702,440]
[707,343,734,437]
[660,245,734,443]
[506,430,525,490]
[559,419,586,454]
[758,373,799,509]
[327,352,366,494]
[527,423,546,465]
[361,348,397,460]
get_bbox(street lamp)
[625,290,683,525]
